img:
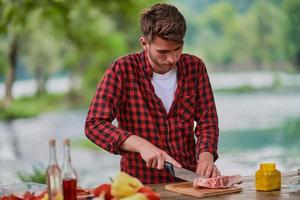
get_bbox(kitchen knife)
[165,161,206,182]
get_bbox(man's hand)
[121,135,181,170]
[196,152,220,178]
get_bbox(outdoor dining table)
[148,171,300,200]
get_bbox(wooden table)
[148,171,300,199]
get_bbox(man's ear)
[139,36,147,50]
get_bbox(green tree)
[0,0,41,107]
[283,0,300,71]
[191,2,237,67]
[183,0,290,71]
[22,10,63,95]
[0,38,8,78]
[49,0,160,95]
[247,0,286,70]
[0,0,162,107]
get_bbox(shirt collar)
[141,50,153,78]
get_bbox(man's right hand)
[120,135,181,170]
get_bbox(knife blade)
[165,161,206,182]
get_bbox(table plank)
[148,171,300,200]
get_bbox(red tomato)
[0,195,10,200]
[0,194,21,200]
[92,184,113,200]
[10,194,22,200]
[23,192,35,200]
[138,186,160,200]
[34,191,47,200]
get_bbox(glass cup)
[288,175,300,191]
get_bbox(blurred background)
[0,0,299,187]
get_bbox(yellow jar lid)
[260,163,276,170]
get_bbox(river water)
[1,92,300,187]
[1,72,300,186]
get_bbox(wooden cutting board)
[165,182,242,198]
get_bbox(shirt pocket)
[176,94,195,122]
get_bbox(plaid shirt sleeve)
[84,61,133,155]
[194,59,219,161]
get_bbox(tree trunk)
[35,67,48,96]
[3,37,18,108]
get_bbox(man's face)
[140,36,183,74]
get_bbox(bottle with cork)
[47,139,63,200]
[62,138,77,200]
[255,163,281,191]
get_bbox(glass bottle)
[62,139,77,200]
[287,168,300,191]
[47,139,63,200]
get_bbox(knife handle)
[165,161,175,176]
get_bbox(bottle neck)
[62,142,77,179]
[49,145,58,166]
[63,144,72,167]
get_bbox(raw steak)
[193,175,242,189]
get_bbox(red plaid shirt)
[85,51,219,184]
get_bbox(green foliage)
[22,11,64,95]
[0,50,7,77]
[194,2,237,66]
[17,164,46,184]
[215,84,259,94]
[0,0,162,100]
[0,90,96,120]
[176,0,298,71]
[283,0,300,69]
[248,1,287,68]
[1,0,299,116]
[71,138,103,151]
[0,93,69,120]
[0,37,9,77]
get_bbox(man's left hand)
[196,152,220,178]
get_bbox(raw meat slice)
[193,175,242,189]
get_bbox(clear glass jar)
[287,169,300,191]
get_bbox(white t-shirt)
[151,68,177,113]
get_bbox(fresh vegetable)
[92,183,113,200]
[111,172,143,198]
[119,193,147,200]
[0,172,161,200]
[0,194,21,200]
[138,186,160,200]
[0,191,47,200]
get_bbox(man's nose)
[166,53,177,64]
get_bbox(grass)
[0,92,90,121]
[71,138,103,151]
[17,165,46,184]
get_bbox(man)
[85,3,220,184]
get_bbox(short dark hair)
[140,3,186,43]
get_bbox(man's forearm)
[198,151,214,162]
[120,135,149,153]
[120,135,182,169]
